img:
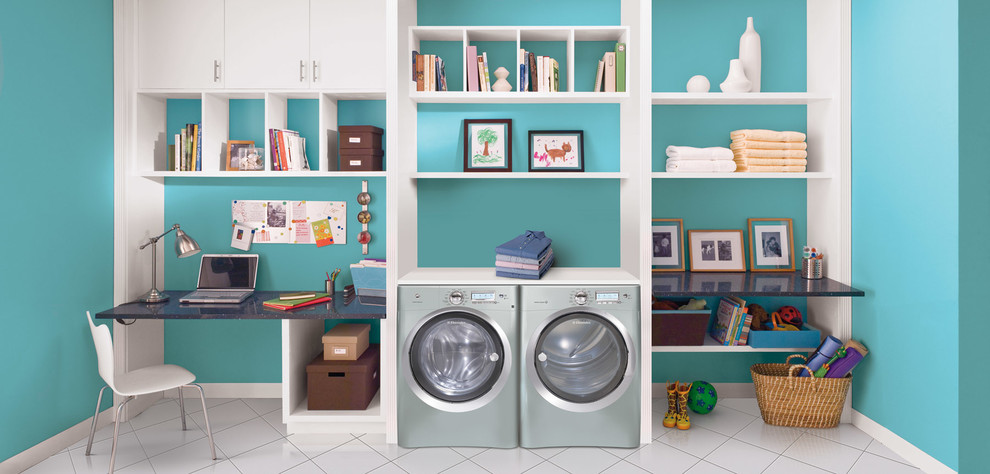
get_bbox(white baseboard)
[0,408,113,474]
[651,382,755,399]
[851,409,956,474]
[163,383,282,399]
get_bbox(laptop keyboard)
[189,291,248,299]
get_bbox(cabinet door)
[224,0,310,89]
[138,0,225,89]
[310,0,386,90]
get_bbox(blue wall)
[0,0,114,461]
[851,0,959,470]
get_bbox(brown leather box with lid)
[306,344,380,410]
[339,148,384,171]
[339,125,383,150]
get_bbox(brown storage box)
[339,125,383,150]
[652,310,712,346]
[307,344,380,410]
[322,323,371,360]
[339,148,384,171]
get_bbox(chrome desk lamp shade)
[139,224,201,303]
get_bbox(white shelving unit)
[411,172,628,179]
[651,172,832,179]
[652,336,817,353]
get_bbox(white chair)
[85,311,216,473]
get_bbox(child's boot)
[662,381,678,428]
[676,382,693,430]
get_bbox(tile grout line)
[845,449,867,474]
[863,441,918,468]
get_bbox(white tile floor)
[25,398,923,474]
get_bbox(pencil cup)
[326,280,335,296]
[802,258,823,279]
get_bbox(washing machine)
[397,285,518,448]
[520,285,640,448]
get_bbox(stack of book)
[592,42,626,93]
[515,48,559,93]
[710,296,753,346]
[263,292,332,310]
[268,128,309,171]
[167,123,202,171]
[413,52,448,92]
[495,230,554,279]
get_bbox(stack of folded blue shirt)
[495,230,554,279]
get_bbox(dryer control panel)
[570,288,633,306]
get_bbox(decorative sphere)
[357,231,372,245]
[357,210,372,224]
[686,75,711,93]
[357,192,372,205]
[687,381,718,414]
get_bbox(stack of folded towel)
[495,230,554,279]
[665,146,737,173]
[730,129,808,172]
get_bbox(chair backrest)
[86,311,115,390]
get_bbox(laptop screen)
[197,255,257,289]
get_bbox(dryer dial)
[448,291,464,305]
[574,291,588,305]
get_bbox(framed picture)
[688,229,746,272]
[651,218,685,272]
[528,130,584,172]
[464,119,512,172]
[226,140,255,171]
[747,218,795,271]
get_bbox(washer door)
[529,310,635,413]
[404,308,511,412]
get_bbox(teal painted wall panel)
[574,41,616,92]
[418,42,463,91]
[417,179,620,267]
[0,0,113,461]
[417,0,620,26]
[166,99,202,147]
[287,99,319,170]
[229,99,265,147]
[852,0,959,470]
[652,0,806,92]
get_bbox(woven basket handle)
[787,363,818,390]
[786,354,808,364]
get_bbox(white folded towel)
[665,159,737,173]
[666,146,734,161]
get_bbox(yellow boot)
[662,381,678,428]
[676,382,693,430]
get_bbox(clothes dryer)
[397,285,518,448]
[520,285,640,448]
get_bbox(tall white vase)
[720,59,751,93]
[739,16,762,92]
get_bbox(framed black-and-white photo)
[651,218,684,272]
[688,230,746,272]
[748,218,795,271]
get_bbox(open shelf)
[138,89,387,100]
[652,272,865,297]
[651,92,830,105]
[399,267,639,285]
[410,91,629,104]
[412,172,627,179]
[652,335,816,353]
[652,172,831,179]
[287,392,384,423]
[142,171,387,178]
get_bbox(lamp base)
[140,288,170,303]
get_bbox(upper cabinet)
[137,0,225,89]
[310,0,386,90]
[225,0,310,89]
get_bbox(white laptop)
[180,254,258,304]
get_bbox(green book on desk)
[264,293,330,310]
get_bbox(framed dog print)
[747,218,795,271]
[528,130,584,172]
[464,119,512,172]
[688,229,746,272]
[652,218,685,272]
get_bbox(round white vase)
[739,16,762,92]
[720,59,752,93]
[686,75,711,93]
[491,67,512,92]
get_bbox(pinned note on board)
[231,223,255,251]
[311,219,335,247]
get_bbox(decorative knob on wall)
[357,180,371,254]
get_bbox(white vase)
[491,67,512,92]
[739,16,762,92]
[686,75,711,93]
[720,59,752,93]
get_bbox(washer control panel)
[569,288,632,306]
[442,288,513,308]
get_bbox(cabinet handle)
[214,60,221,82]
[312,60,319,83]
[300,60,306,82]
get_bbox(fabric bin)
[307,344,380,410]
[748,324,821,349]
[322,323,371,360]
[652,310,711,346]
[339,125,383,150]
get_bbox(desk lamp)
[139,224,200,303]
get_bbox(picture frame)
[528,130,584,172]
[464,119,512,172]
[226,140,255,171]
[688,229,746,272]
[651,218,685,272]
[747,218,796,271]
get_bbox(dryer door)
[529,310,635,412]
[405,309,511,412]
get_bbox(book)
[173,133,181,171]
[195,122,202,171]
[594,59,605,92]
[604,51,616,92]
[466,46,479,92]
[180,127,188,171]
[416,53,425,91]
[439,56,447,91]
[426,54,433,91]
[277,129,288,171]
[279,292,317,300]
[518,48,526,92]
[411,50,418,82]
[552,58,559,92]
[482,52,491,92]
[269,128,278,170]
[477,55,488,92]
[727,296,748,345]
[536,56,543,92]
[543,56,551,92]
[711,296,745,345]
[264,295,332,310]
[614,43,626,93]
[528,52,538,93]
[737,309,755,345]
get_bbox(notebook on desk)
[180,254,258,304]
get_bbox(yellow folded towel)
[736,164,807,172]
[730,140,808,151]
[733,158,808,166]
[730,129,807,142]
[733,149,808,159]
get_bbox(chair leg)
[85,386,110,456]
[177,386,187,430]
[187,383,217,460]
[109,396,134,474]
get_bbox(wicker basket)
[751,354,852,428]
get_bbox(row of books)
[710,296,753,346]
[593,43,626,93]
[268,128,310,171]
[515,49,560,93]
[412,53,448,92]
[167,123,202,171]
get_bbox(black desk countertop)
[95,291,386,320]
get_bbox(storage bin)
[351,265,386,297]
[339,125,383,150]
[339,148,384,171]
[652,309,711,346]
[307,344,380,410]
[747,324,821,349]
[322,323,371,360]
[751,354,851,428]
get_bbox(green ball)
[687,381,718,414]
